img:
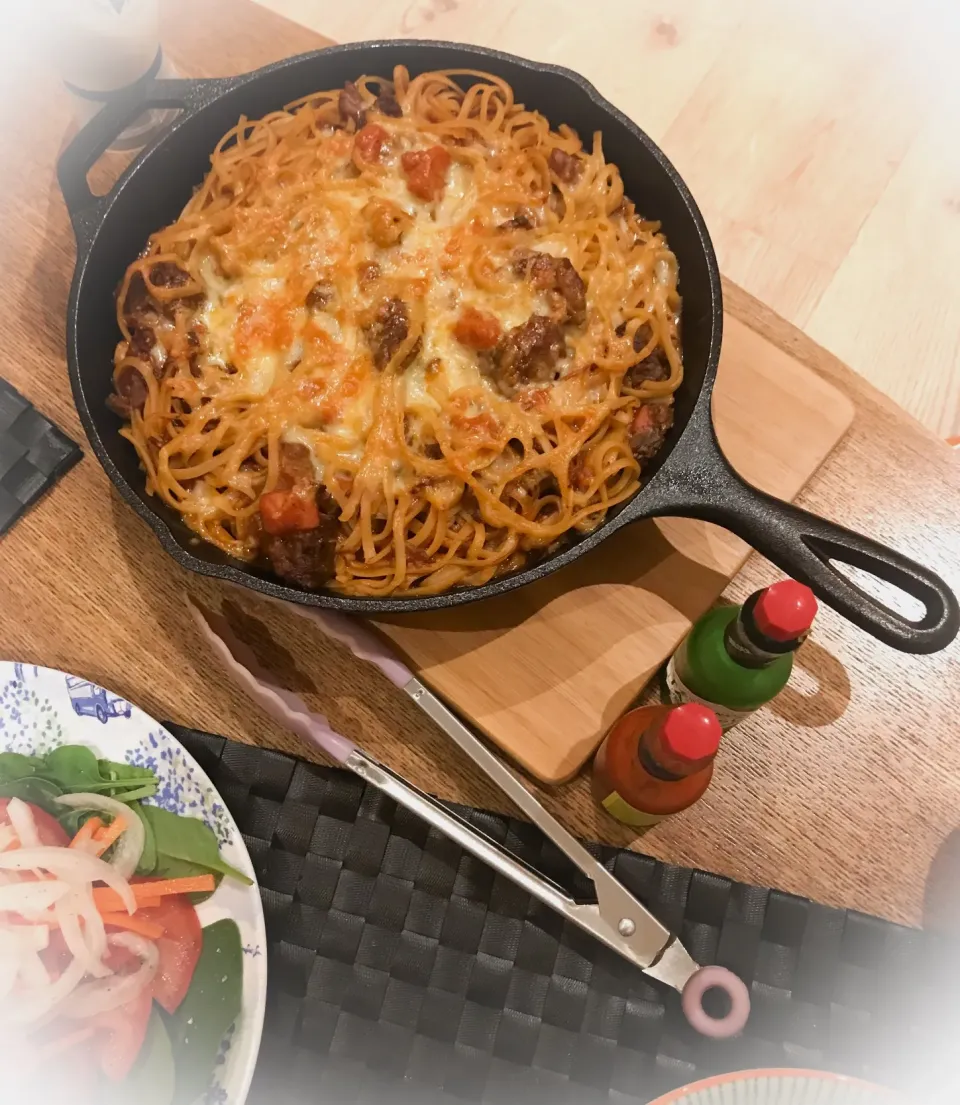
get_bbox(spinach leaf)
[0,751,43,782]
[141,805,251,886]
[57,807,93,838]
[98,758,155,784]
[104,1007,175,1105]
[168,919,243,1105]
[133,800,158,876]
[104,780,158,803]
[35,744,106,790]
[0,776,64,813]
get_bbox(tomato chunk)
[259,488,320,535]
[355,123,388,163]
[137,892,203,1013]
[0,798,70,847]
[401,146,452,201]
[454,306,502,351]
[94,946,154,1082]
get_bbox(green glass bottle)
[664,580,818,730]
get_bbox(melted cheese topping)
[115,68,683,595]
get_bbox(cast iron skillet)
[58,41,958,652]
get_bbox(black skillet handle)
[57,77,226,257]
[648,419,959,654]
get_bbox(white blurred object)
[49,0,178,150]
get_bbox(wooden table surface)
[263,0,960,440]
[1,0,959,931]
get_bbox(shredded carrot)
[69,816,105,850]
[100,911,164,940]
[92,874,214,913]
[92,814,127,857]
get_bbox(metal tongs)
[189,595,750,1038]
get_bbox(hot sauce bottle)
[664,580,818,731]
[592,703,722,831]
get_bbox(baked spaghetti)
[109,67,682,595]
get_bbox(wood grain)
[258,0,960,438]
[1,0,959,932]
[375,317,854,783]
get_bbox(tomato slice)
[138,892,203,1013]
[95,982,153,1081]
[0,797,70,847]
[94,945,154,1082]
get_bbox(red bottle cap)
[753,580,818,642]
[658,703,722,765]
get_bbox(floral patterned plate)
[0,661,267,1105]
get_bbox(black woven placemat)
[167,724,957,1104]
[0,378,81,536]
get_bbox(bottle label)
[664,655,754,732]
[601,791,665,832]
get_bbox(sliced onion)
[18,949,52,989]
[0,879,70,915]
[60,932,158,1019]
[0,949,17,1001]
[0,824,18,852]
[55,894,111,979]
[0,848,135,914]
[5,797,40,848]
[55,794,145,878]
[72,885,107,965]
[2,953,87,1027]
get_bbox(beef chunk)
[553,258,586,324]
[630,403,674,462]
[514,250,586,325]
[488,315,565,396]
[625,348,671,387]
[128,324,156,359]
[306,282,334,309]
[622,324,672,386]
[548,148,581,183]
[278,441,316,487]
[106,364,149,418]
[568,453,593,492]
[339,80,366,129]
[148,261,190,288]
[498,206,537,231]
[374,89,403,117]
[357,261,382,286]
[364,297,410,369]
[261,486,340,588]
[263,525,336,589]
[121,272,151,317]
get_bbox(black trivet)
[167,724,957,1104]
[0,378,81,536]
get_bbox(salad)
[0,745,252,1104]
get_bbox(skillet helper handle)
[670,450,959,654]
[57,77,217,252]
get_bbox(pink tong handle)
[187,597,359,765]
[681,965,751,1038]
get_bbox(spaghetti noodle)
[111,66,682,595]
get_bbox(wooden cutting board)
[373,315,854,783]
